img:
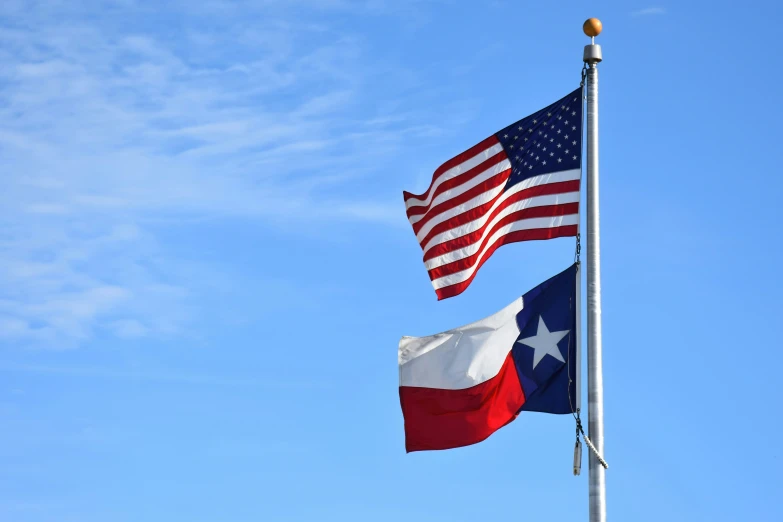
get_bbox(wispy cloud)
[0,361,332,388]
[0,1,449,347]
[632,7,667,16]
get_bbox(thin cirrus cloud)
[632,7,667,16]
[0,361,333,389]
[0,1,450,348]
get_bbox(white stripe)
[412,182,506,241]
[399,297,523,390]
[421,191,580,254]
[414,168,581,243]
[404,143,504,210]
[406,158,511,225]
[430,214,580,289]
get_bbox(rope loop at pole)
[576,417,608,469]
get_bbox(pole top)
[583,18,602,38]
[582,18,603,64]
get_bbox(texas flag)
[398,264,580,452]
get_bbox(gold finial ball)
[583,18,602,38]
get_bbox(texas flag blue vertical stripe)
[514,263,579,414]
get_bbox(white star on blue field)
[518,316,569,369]
[0,2,781,521]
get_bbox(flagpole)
[582,18,606,522]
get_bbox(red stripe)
[424,203,579,263]
[428,211,578,280]
[411,168,511,236]
[433,225,578,300]
[399,352,525,452]
[419,179,581,255]
[405,151,509,220]
[402,136,500,203]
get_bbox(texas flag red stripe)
[398,296,526,452]
[400,354,525,452]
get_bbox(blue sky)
[1,0,781,520]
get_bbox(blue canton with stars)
[510,263,579,415]
[495,87,583,191]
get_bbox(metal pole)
[582,18,606,522]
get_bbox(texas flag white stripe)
[399,297,523,389]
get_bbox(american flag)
[404,87,583,300]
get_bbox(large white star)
[517,316,569,369]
